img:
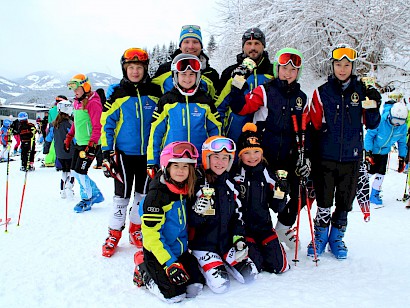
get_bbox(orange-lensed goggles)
[123,48,149,62]
[332,47,358,61]
[277,53,302,68]
[174,58,201,72]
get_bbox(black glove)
[365,151,375,165]
[398,157,406,173]
[85,141,96,157]
[295,157,311,178]
[233,236,248,262]
[365,86,382,104]
[231,65,250,79]
[165,262,190,285]
[43,141,51,155]
[102,150,115,178]
[276,177,290,195]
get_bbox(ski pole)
[4,128,13,232]
[397,171,409,202]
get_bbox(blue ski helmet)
[3,118,12,127]
[18,112,28,121]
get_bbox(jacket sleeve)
[147,103,168,166]
[100,97,123,151]
[364,128,377,152]
[87,95,103,144]
[398,126,408,158]
[230,85,265,115]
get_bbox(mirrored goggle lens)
[278,53,302,68]
[209,138,236,153]
[67,81,80,90]
[172,143,199,158]
[243,31,263,40]
[332,47,358,61]
[123,48,148,62]
[181,25,201,31]
[175,58,201,72]
[390,116,406,126]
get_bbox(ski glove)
[233,236,248,263]
[43,141,51,155]
[165,262,190,285]
[147,164,159,179]
[85,141,96,157]
[193,196,214,215]
[365,151,375,165]
[295,157,311,178]
[64,134,74,153]
[102,150,115,178]
[398,157,406,173]
[365,86,382,104]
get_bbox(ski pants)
[367,153,388,175]
[20,140,35,167]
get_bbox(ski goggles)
[166,142,199,159]
[388,93,403,100]
[206,137,236,153]
[331,47,358,61]
[123,48,149,62]
[390,116,406,126]
[181,25,201,31]
[243,30,264,41]
[67,77,88,91]
[56,96,66,102]
[173,58,201,72]
[277,52,302,68]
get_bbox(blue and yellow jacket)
[216,51,273,142]
[364,102,408,157]
[101,79,161,155]
[147,87,221,165]
[140,173,189,268]
[152,49,220,100]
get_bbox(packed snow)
[0,147,409,308]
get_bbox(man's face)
[180,38,202,56]
[243,40,264,61]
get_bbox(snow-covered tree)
[207,35,217,57]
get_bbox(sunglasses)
[166,142,199,159]
[123,48,149,62]
[67,77,88,91]
[390,116,406,126]
[207,138,236,153]
[332,47,358,61]
[243,30,264,40]
[181,25,201,31]
[173,58,201,72]
[277,52,302,68]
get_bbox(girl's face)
[73,86,85,99]
[209,153,230,175]
[333,58,353,82]
[240,149,262,167]
[168,162,190,183]
[278,63,298,84]
[126,63,145,83]
[177,70,196,90]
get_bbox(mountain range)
[0,71,120,107]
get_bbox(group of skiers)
[3,23,409,303]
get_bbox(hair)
[53,112,71,129]
[167,164,197,198]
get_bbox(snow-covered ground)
[0,147,409,308]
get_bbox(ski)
[0,218,11,226]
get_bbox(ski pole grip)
[301,113,307,131]
[291,115,299,132]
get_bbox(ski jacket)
[18,121,36,143]
[100,78,161,155]
[188,170,245,255]
[230,78,308,171]
[152,49,220,100]
[10,119,20,135]
[140,173,189,268]
[46,118,74,160]
[48,105,58,124]
[364,103,408,157]
[234,162,283,234]
[147,87,221,165]
[216,51,273,142]
[1,126,10,146]
[68,91,102,146]
[309,76,381,162]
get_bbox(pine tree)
[207,35,217,57]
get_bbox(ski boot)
[102,228,122,257]
[60,189,66,199]
[328,225,348,259]
[307,225,329,257]
[73,199,92,213]
[91,192,105,205]
[133,250,145,286]
[129,222,143,248]
[369,188,382,205]
[65,181,75,199]
[275,221,300,251]
[20,166,27,172]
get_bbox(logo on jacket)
[296,97,303,110]
[351,93,360,106]
[192,107,201,117]
[353,148,359,157]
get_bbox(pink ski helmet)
[160,141,199,172]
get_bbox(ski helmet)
[330,44,358,76]
[67,74,91,92]
[57,100,73,115]
[120,48,149,80]
[18,112,28,121]
[273,48,303,81]
[201,136,236,172]
[160,141,199,173]
[2,118,12,127]
[389,102,408,126]
[171,53,202,96]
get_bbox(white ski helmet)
[57,100,73,115]
[171,53,202,96]
[389,102,408,126]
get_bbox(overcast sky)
[0,0,219,79]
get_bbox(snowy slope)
[0,149,409,308]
